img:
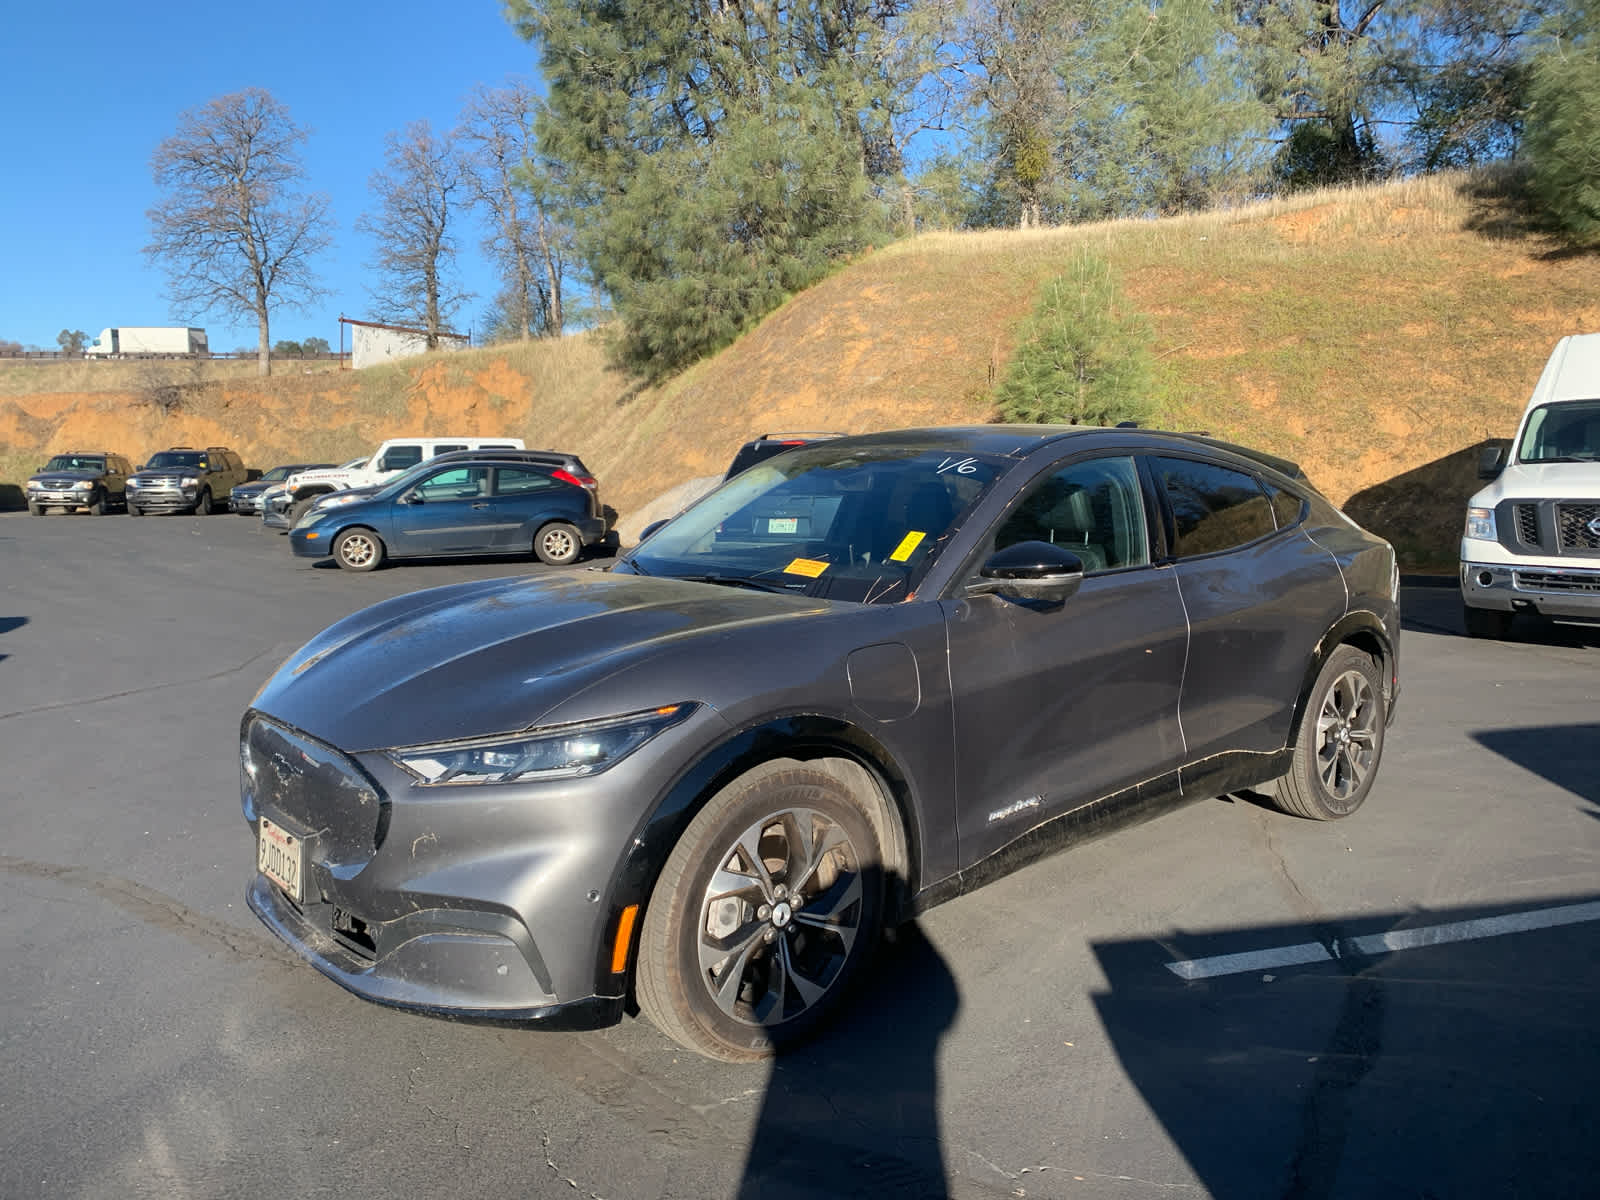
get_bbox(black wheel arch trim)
[593,712,926,1004]
[1288,611,1398,749]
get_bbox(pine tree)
[1522,4,1600,244]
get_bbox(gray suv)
[126,446,249,515]
[242,425,1400,1061]
[25,451,133,514]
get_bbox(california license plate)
[258,816,304,903]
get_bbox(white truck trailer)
[84,327,209,357]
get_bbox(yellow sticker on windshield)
[784,557,830,578]
[889,531,926,562]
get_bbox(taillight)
[552,468,597,490]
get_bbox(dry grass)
[2,171,1595,563]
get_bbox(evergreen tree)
[995,250,1156,427]
[1522,3,1600,244]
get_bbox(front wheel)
[534,521,583,566]
[86,491,105,515]
[1272,645,1386,821]
[127,503,143,517]
[635,760,887,1061]
[27,501,43,516]
[287,497,316,527]
[193,488,212,516]
[332,528,385,572]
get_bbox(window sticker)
[889,531,926,562]
[784,557,830,578]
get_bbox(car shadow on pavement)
[736,921,960,1199]
[1400,584,1600,646]
[0,614,26,663]
[1092,894,1600,1199]
[1472,724,1600,807]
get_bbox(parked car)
[1461,332,1600,637]
[24,451,134,514]
[287,453,607,570]
[277,436,527,528]
[262,459,367,531]
[724,431,844,480]
[125,446,249,515]
[242,425,1399,1061]
[231,463,337,515]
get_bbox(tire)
[332,528,385,572]
[635,759,887,1061]
[287,497,316,527]
[193,488,213,516]
[1463,603,1512,640]
[87,491,105,516]
[534,521,582,566]
[128,503,143,517]
[1272,645,1386,821]
[27,502,43,516]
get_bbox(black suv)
[724,432,844,480]
[25,451,134,515]
[126,446,250,515]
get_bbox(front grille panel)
[243,715,387,868]
[1556,503,1600,553]
[1514,504,1541,547]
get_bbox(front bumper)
[231,490,265,513]
[1461,559,1600,622]
[126,484,200,512]
[26,487,95,508]
[289,525,335,558]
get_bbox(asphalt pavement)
[2,510,1596,1199]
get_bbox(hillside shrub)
[994,251,1156,427]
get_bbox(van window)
[434,444,467,455]
[379,445,423,472]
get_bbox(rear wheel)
[193,488,212,515]
[1463,604,1512,640]
[332,528,385,572]
[1272,645,1385,821]
[636,760,887,1061]
[534,521,582,566]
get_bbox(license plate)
[258,816,304,903]
[767,517,798,534]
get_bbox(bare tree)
[358,121,468,347]
[145,88,330,376]
[457,82,573,339]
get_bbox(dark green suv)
[25,451,134,515]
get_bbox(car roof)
[427,448,591,468]
[797,425,1307,481]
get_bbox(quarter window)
[993,456,1149,573]
[495,468,555,496]
[1266,483,1305,530]
[1153,457,1275,557]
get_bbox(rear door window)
[495,467,556,496]
[1152,457,1276,558]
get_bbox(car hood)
[129,468,196,480]
[1470,460,1600,506]
[252,572,831,752]
[233,479,274,493]
[28,469,103,482]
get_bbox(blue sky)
[2,2,540,353]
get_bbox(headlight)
[73,480,94,490]
[1464,507,1497,541]
[387,704,697,786]
[181,475,201,486]
[316,493,365,510]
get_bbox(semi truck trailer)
[84,327,209,357]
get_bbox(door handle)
[471,502,490,509]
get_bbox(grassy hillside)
[3,172,1595,565]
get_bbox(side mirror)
[1477,441,1510,481]
[639,519,670,542]
[966,541,1085,604]
[403,492,424,505]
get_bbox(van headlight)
[387,704,696,785]
[1464,507,1497,541]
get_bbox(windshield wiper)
[675,573,796,593]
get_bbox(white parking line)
[1165,899,1600,981]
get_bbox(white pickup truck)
[272,436,525,527]
[1461,332,1600,637]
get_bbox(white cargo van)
[280,436,525,525]
[1460,333,1600,637]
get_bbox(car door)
[1148,455,1347,764]
[391,466,495,555]
[488,466,568,549]
[943,454,1189,869]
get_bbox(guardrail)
[0,350,352,362]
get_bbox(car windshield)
[145,451,205,469]
[627,440,1005,603]
[43,455,104,472]
[259,466,298,481]
[1518,399,1600,463]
